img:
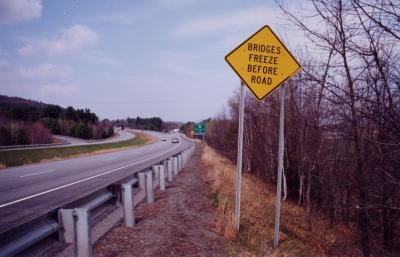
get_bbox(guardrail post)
[183,151,187,166]
[158,165,166,191]
[138,172,145,189]
[166,159,173,182]
[59,209,74,243]
[73,208,92,257]
[121,179,137,227]
[176,155,180,173]
[145,171,154,203]
[59,192,112,256]
[178,154,182,171]
[152,165,159,180]
[173,157,178,176]
[152,165,160,189]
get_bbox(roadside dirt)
[93,146,228,257]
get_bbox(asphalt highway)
[0,129,136,151]
[0,131,192,235]
[53,129,135,146]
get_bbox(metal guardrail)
[0,130,133,151]
[0,219,59,257]
[0,142,196,257]
[0,142,67,151]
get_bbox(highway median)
[0,132,154,169]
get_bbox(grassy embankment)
[202,145,360,257]
[0,132,153,169]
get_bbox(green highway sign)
[194,124,206,135]
[194,124,206,131]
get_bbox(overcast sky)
[0,0,307,122]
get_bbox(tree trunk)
[305,169,312,231]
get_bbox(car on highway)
[171,138,179,143]
[161,137,167,141]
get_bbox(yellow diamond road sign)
[225,25,301,100]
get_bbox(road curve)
[53,129,135,146]
[0,131,192,235]
[0,129,136,151]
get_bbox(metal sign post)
[235,81,245,231]
[273,85,285,248]
[225,25,301,245]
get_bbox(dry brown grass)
[202,145,360,257]
[136,131,157,144]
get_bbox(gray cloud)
[0,0,42,25]
[19,24,98,57]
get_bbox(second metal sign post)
[225,25,301,248]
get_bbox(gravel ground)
[93,146,227,257]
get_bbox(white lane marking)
[20,169,55,178]
[105,157,116,161]
[0,142,183,208]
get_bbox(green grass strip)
[0,135,147,168]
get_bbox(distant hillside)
[0,95,48,122]
[0,95,113,146]
[0,95,48,109]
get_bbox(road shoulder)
[94,146,227,257]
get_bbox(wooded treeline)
[115,117,183,132]
[0,95,114,145]
[206,0,399,256]
[115,117,164,131]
